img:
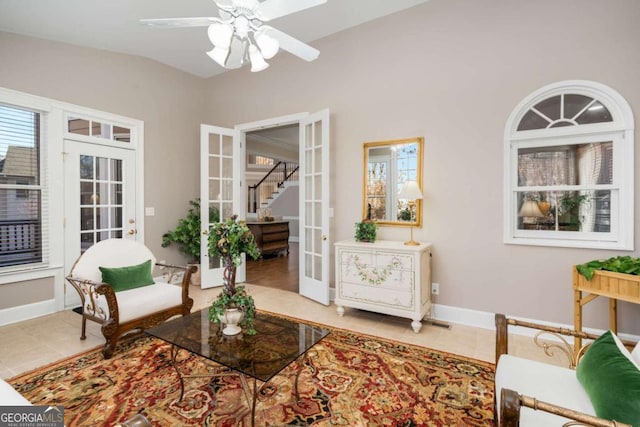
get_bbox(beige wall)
[0,31,207,263]
[0,31,207,307]
[203,0,640,332]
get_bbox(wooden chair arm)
[155,262,188,270]
[500,388,630,427]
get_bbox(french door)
[63,140,137,307]
[200,109,331,305]
[200,125,244,289]
[298,110,330,305]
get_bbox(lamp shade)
[519,200,544,218]
[398,181,423,200]
[208,23,233,48]
[207,46,231,67]
[249,45,269,72]
[256,30,279,59]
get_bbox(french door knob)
[128,229,137,235]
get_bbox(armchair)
[66,238,195,358]
[494,313,636,427]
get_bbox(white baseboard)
[430,303,640,342]
[0,299,56,326]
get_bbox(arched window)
[504,81,634,249]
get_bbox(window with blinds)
[0,103,45,268]
[504,81,634,250]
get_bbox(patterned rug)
[8,319,496,426]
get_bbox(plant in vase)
[161,198,219,285]
[354,220,378,242]
[207,215,261,335]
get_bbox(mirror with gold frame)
[362,137,424,227]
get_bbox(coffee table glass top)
[146,309,330,382]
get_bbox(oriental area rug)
[8,322,496,426]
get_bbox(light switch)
[145,207,155,216]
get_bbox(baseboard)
[430,303,640,342]
[0,299,56,326]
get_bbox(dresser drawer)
[339,250,413,271]
[339,262,413,291]
[339,283,414,309]
[262,223,288,233]
[263,231,289,242]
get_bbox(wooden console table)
[246,221,289,256]
[573,266,640,352]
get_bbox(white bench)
[66,239,195,358]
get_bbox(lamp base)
[404,225,420,246]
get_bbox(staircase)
[248,161,299,213]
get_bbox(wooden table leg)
[609,298,618,334]
[574,288,582,354]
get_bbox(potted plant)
[207,215,261,335]
[161,199,219,286]
[354,220,378,242]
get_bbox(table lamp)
[398,181,423,246]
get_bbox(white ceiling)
[0,0,430,78]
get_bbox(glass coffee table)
[146,309,330,425]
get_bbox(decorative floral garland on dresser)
[350,255,402,285]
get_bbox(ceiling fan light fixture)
[255,30,279,59]
[207,46,231,67]
[249,45,269,72]
[208,22,233,48]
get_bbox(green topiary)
[354,220,378,242]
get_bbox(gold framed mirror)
[363,137,424,227]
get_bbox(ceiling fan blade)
[140,17,222,28]
[213,0,235,11]
[263,27,319,62]
[255,0,327,21]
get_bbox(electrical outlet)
[431,282,440,295]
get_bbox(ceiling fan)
[141,0,327,72]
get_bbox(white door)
[63,140,137,307]
[200,124,245,289]
[299,109,330,305]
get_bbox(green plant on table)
[207,215,261,334]
[576,256,640,280]
[355,220,378,242]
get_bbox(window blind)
[0,103,47,268]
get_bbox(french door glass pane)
[78,155,124,253]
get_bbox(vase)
[221,308,244,336]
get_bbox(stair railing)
[248,161,299,213]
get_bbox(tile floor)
[0,284,565,380]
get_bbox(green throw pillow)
[576,330,640,426]
[99,259,155,292]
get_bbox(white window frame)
[504,80,634,250]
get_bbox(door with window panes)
[63,141,136,307]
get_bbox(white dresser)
[334,239,432,333]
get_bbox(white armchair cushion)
[96,282,183,323]
[495,354,595,426]
[71,239,157,284]
[0,379,31,405]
